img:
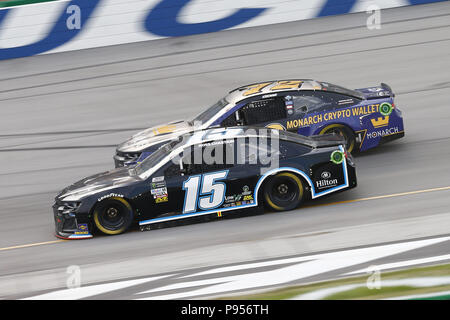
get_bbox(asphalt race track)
[0,2,450,299]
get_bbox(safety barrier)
[0,0,447,60]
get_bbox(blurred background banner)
[0,0,448,60]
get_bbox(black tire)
[320,124,356,153]
[93,197,134,235]
[263,172,304,211]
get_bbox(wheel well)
[90,196,136,218]
[257,170,311,206]
[317,123,355,136]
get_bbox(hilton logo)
[316,178,338,189]
[321,171,331,179]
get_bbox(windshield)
[133,138,181,176]
[191,98,229,124]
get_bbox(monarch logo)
[371,116,389,128]
[367,127,399,139]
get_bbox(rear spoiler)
[354,83,395,100]
[381,83,395,97]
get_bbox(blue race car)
[114,79,404,167]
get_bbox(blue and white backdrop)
[0,0,446,60]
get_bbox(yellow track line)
[306,186,450,208]
[0,240,65,252]
[1,186,450,253]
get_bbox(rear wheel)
[320,124,356,153]
[263,172,304,211]
[93,197,134,235]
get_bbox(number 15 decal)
[182,170,229,214]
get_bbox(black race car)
[114,79,404,167]
[54,127,357,239]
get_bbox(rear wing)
[381,83,395,98]
[354,83,395,100]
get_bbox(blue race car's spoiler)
[355,83,395,100]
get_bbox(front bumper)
[53,202,93,239]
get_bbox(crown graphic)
[371,116,389,128]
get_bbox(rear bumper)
[359,106,404,151]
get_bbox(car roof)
[224,79,364,104]
[225,79,323,104]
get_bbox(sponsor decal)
[151,187,167,195]
[338,99,354,105]
[379,102,393,116]
[286,104,381,129]
[330,150,345,165]
[316,178,338,190]
[316,171,337,190]
[152,124,176,135]
[199,140,234,148]
[321,171,332,179]
[243,195,253,201]
[75,223,89,235]
[97,193,124,202]
[155,196,168,203]
[151,178,168,201]
[152,176,165,183]
[262,93,277,99]
[225,196,235,203]
[366,127,399,139]
[371,116,389,128]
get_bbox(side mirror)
[235,110,245,126]
[179,158,187,176]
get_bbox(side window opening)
[241,98,287,125]
[221,112,239,127]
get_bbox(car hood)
[57,167,138,202]
[117,120,195,153]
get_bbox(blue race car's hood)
[117,120,194,153]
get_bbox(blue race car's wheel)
[320,124,356,153]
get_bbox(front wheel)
[263,172,304,211]
[320,124,356,153]
[93,197,134,235]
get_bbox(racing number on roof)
[242,81,302,96]
[270,80,302,91]
[242,82,272,96]
[182,171,229,214]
